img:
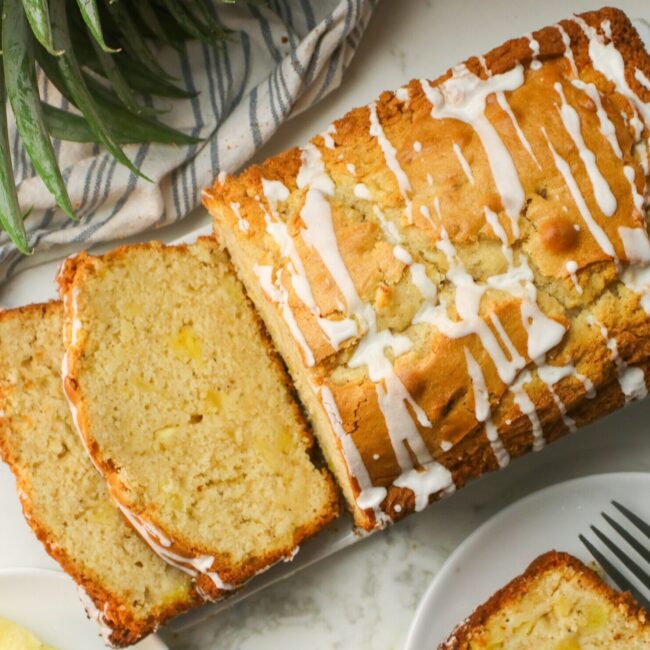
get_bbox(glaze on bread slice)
[0,303,199,647]
[440,551,650,649]
[204,7,650,530]
[57,238,340,600]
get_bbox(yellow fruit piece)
[0,617,58,650]
[154,426,178,451]
[276,427,294,455]
[583,603,607,632]
[205,389,222,412]
[555,636,581,650]
[169,325,202,363]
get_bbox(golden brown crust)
[0,302,201,648]
[439,551,650,649]
[204,8,650,530]
[57,239,340,599]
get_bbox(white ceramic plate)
[405,472,650,649]
[0,568,168,650]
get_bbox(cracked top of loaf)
[205,7,650,529]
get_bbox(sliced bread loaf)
[440,551,650,648]
[57,238,340,600]
[0,302,199,647]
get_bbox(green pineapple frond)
[0,0,236,253]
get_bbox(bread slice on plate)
[204,7,650,530]
[0,302,200,647]
[57,237,340,601]
[440,551,650,649]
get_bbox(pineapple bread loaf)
[0,302,199,648]
[57,238,339,601]
[204,7,650,530]
[440,551,650,649]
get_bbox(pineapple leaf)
[133,0,182,52]
[3,0,75,219]
[90,36,161,117]
[0,27,29,252]
[49,0,148,180]
[74,0,118,53]
[43,102,201,145]
[21,0,61,55]
[156,0,208,41]
[105,0,177,81]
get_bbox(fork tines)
[579,501,650,611]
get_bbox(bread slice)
[0,302,199,647]
[57,238,339,600]
[204,7,650,530]
[440,551,650,649]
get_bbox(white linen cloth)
[0,0,376,281]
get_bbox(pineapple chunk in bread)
[440,551,650,649]
[0,303,199,647]
[57,238,340,601]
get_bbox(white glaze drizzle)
[464,347,510,467]
[295,146,455,514]
[420,64,525,237]
[395,86,410,105]
[414,211,528,386]
[354,183,372,200]
[78,585,115,645]
[452,143,475,184]
[573,16,650,126]
[261,178,290,204]
[495,92,541,168]
[477,55,491,77]
[346,163,357,175]
[554,82,617,216]
[619,226,650,314]
[368,102,413,223]
[413,140,422,153]
[374,205,401,244]
[229,202,250,232]
[619,226,650,263]
[116,502,237,592]
[635,141,650,177]
[541,127,617,258]
[260,192,357,351]
[587,314,647,403]
[623,165,645,215]
[565,260,583,294]
[572,79,623,158]
[510,370,545,451]
[271,147,360,349]
[254,264,315,367]
[536,364,577,432]
[321,123,336,149]
[636,69,650,92]
[296,142,335,194]
[526,33,542,71]
[556,23,578,77]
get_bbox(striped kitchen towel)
[0,0,377,281]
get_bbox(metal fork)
[579,501,650,611]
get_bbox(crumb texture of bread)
[0,303,198,648]
[58,238,339,600]
[204,8,650,529]
[440,551,650,649]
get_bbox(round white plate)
[405,472,650,649]
[0,568,168,650]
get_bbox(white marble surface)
[2,1,650,649]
